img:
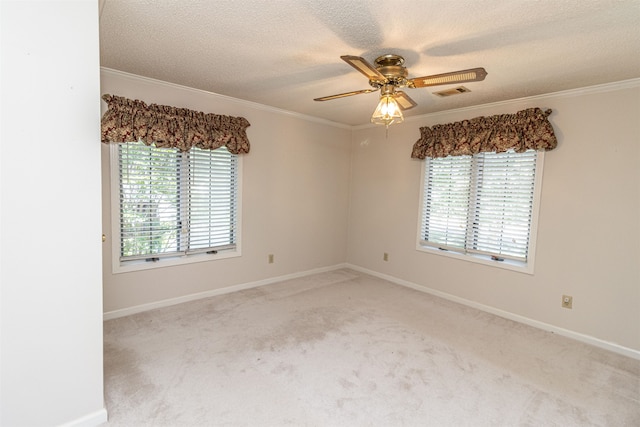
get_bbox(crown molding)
[353,78,640,130]
[100,67,352,130]
[101,68,638,132]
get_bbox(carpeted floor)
[103,269,640,426]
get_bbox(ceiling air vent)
[433,86,471,97]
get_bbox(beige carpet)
[103,269,640,426]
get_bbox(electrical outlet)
[268,254,274,264]
[383,252,389,262]
[562,295,573,309]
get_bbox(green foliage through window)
[118,142,237,261]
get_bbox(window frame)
[416,150,545,274]
[109,142,242,274]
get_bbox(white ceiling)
[99,0,640,126]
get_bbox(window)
[111,141,240,271]
[418,149,543,272]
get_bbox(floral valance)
[101,94,251,154]
[411,107,557,159]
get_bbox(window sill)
[112,249,241,274]
[415,244,534,275]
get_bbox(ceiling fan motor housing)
[370,54,409,88]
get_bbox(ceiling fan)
[314,54,487,127]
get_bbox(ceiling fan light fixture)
[371,93,404,128]
[314,54,487,127]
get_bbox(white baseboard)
[346,264,640,361]
[103,262,639,360]
[58,407,108,427]
[103,263,348,320]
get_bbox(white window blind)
[118,141,237,262]
[421,149,538,262]
[422,155,473,250]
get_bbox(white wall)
[347,82,640,353]
[101,70,352,314]
[0,1,106,426]
[101,72,640,355]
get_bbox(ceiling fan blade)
[393,91,417,110]
[409,67,487,88]
[314,88,378,102]
[340,55,386,82]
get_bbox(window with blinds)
[420,149,541,264]
[116,141,238,263]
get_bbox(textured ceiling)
[99,0,640,126]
